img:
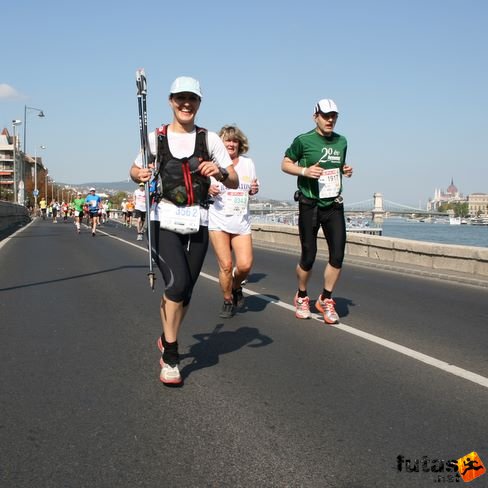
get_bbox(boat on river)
[470,217,488,226]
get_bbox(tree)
[438,201,468,217]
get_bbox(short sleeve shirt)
[285,129,347,207]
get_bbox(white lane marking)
[105,232,488,390]
[0,218,35,251]
[98,228,147,250]
[201,272,488,389]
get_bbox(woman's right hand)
[208,184,220,197]
[131,163,153,183]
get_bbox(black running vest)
[155,125,211,206]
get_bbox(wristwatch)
[217,167,229,182]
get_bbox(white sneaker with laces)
[294,293,311,319]
[316,296,339,324]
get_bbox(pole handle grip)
[136,69,147,95]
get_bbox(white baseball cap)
[170,76,202,98]
[89,187,95,191]
[314,99,338,114]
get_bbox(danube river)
[381,218,487,248]
[252,214,487,248]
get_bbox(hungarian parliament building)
[428,178,488,216]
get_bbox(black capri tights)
[298,202,346,271]
[151,222,209,306]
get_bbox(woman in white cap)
[281,99,353,325]
[129,76,239,385]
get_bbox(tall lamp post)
[12,120,22,203]
[23,105,45,205]
[34,145,46,213]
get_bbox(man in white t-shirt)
[133,182,147,240]
[129,76,239,385]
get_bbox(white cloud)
[0,84,24,100]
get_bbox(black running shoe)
[219,300,234,318]
[232,287,245,309]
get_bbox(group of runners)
[39,190,113,236]
[129,76,354,385]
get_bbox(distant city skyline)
[1,1,487,208]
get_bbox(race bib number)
[318,168,341,199]
[223,190,249,216]
[90,200,97,207]
[158,201,200,234]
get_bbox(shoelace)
[324,300,336,314]
[297,297,310,310]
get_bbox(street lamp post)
[34,145,46,213]
[12,120,22,203]
[23,105,45,205]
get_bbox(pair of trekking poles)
[136,69,156,290]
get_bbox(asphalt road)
[1,218,487,488]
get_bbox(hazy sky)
[1,0,487,207]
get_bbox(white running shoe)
[294,293,311,319]
[316,296,339,324]
[160,362,182,385]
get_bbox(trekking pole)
[136,68,156,290]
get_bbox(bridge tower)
[372,192,385,225]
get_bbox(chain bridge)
[250,193,448,226]
[344,192,448,222]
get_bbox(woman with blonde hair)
[208,125,259,318]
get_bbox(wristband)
[218,167,230,182]
[301,167,306,176]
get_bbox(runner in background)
[208,125,259,318]
[133,182,147,241]
[71,191,85,234]
[51,199,59,223]
[126,198,135,228]
[61,201,69,222]
[39,197,47,220]
[281,99,353,324]
[81,202,87,226]
[121,199,128,226]
[85,187,102,236]
[100,200,108,224]
[105,200,112,220]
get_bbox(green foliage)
[438,201,469,217]
[110,191,130,207]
